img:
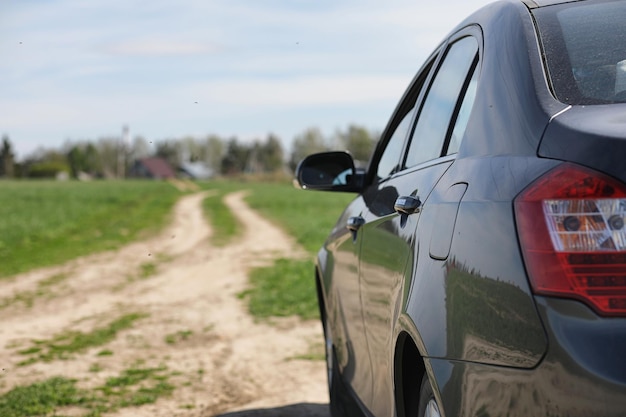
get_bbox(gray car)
[296,0,626,416]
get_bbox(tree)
[221,138,250,175]
[245,141,264,174]
[67,145,86,179]
[336,124,377,163]
[25,149,70,178]
[258,134,284,173]
[129,136,152,161]
[96,137,121,178]
[204,135,224,172]
[178,136,205,163]
[65,142,101,179]
[289,127,328,171]
[0,135,15,178]
[154,140,182,171]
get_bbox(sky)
[1,0,494,161]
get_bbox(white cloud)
[189,75,410,107]
[102,40,221,57]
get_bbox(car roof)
[522,0,588,8]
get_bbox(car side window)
[404,36,479,168]
[446,62,479,155]
[373,58,436,182]
[376,106,416,179]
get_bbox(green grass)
[89,363,103,373]
[139,262,157,278]
[0,365,174,417]
[17,313,147,365]
[0,180,181,278]
[0,273,69,310]
[164,330,193,345]
[39,272,69,288]
[240,258,320,320]
[99,365,174,407]
[0,377,87,417]
[202,188,242,246]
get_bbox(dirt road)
[0,190,330,417]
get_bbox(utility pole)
[118,125,129,178]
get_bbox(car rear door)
[356,32,481,417]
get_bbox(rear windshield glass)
[533,0,626,105]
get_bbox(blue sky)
[1,0,494,160]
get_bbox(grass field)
[0,180,181,278]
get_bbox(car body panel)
[358,160,453,417]
[406,155,554,367]
[322,195,373,401]
[539,105,626,183]
[429,297,626,417]
[452,0,566,163]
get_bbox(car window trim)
[387,153,456,182]
[365,49,442,186]
[442,52,480,156]
[401,25,483,168]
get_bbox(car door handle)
[346,216,365,231]
[394,195,422,215]
[346,216,365,242]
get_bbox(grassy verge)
[0,180,181,278]
[200,181,244,247]
[239,258,319,320]
[17,313,148,366]
[0,272,68,310]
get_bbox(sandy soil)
[0,190,330,417]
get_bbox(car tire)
[323,314,334,390]
[323,314,340,416]
[323,314,350,417]
[417,374,441,417]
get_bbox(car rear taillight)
[515,163,626,316]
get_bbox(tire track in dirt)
[0,190,329,417]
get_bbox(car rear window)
[533,0,626,105]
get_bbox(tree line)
[0,125,379,179]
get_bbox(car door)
[356,32,481,417]
[330,52,437,407]
[325,192,371,398]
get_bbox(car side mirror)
[295,151,362,192]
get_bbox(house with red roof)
[129,157,176,179]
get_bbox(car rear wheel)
[418,374,441,417]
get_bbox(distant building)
[129,157,176,179]
[178,162,214,180]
